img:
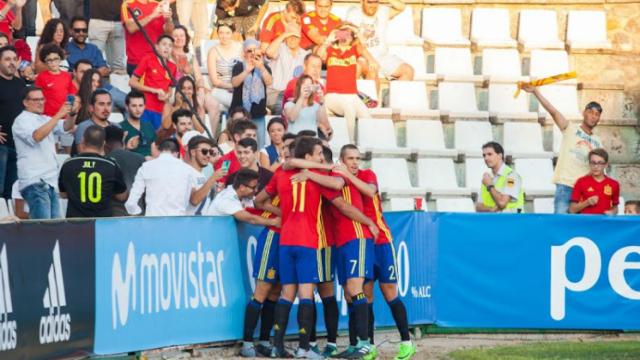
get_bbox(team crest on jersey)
[267,268,276,279]
[604,185,612,196]
[507,178,515,188]
[587,187,594,192]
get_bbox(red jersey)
[121,0,167,65]
[319,202,335,247]
[301,11,341,49]
[0,1,16,42]
[264,169,339,249]
[246,196,281,233]
[570,175,620,214]
[330,178,373,247]
[325,45,359,94]
[259,12,286,44]
[34,70,77,117]
[357,169,393,244]
[214,151,241,183]
[133,53,177,113]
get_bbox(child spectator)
[34,43,77,117]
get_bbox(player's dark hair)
[233,168,260,190]
[105,125,125,146]
[157,34,174,44]
[294,136,322,159]
[172,109,193,125]
[588,148,608,163]
[125,90,146,105]
[82,125,106,149]
[73,58,92,71]
[322,146,333,164]
[283,132,297,143]
[188,135,214,151]
[482,141,504,158]
[158,138,180,153]
[340,144,359,159]
[231,120,257,138]
[90,88,111,105]
[237,137,258,152]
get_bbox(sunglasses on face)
[199,148,218,156]
[73,28,88,33]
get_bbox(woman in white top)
[207,21,243,133]
[172,25,221,136]
[283,74,331,137]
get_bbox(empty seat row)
[422,8,611,51]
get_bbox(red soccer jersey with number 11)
[265,169,339,249]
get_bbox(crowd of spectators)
[0,0,636,220]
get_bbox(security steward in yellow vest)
[475,142,524,213]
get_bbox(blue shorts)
[373,242,398,283]
[336,238,374,285]
[141,109,162,130]
[252,229,280,284]
[317,246,335,283]
[279,245,319,285]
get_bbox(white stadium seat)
[436,198,476,212]
[421,8,470,46]
[503,122,553,158]
[357,119,410,157]
[537,85,582,120]
[454,120,493,156]
[108,113,124,125]
[405,120,458,158]
[517,10,564,50]
[437,82,488,119]
[434,48,483,83]
[328,117,351,151]
[357,80,378,102]
[417,158,471,196]
[465,157,487,193]
[566,11,612,51]
[488,83,537,120]
[514,158,555,196]
[533,197,555,213]
[0,199,10,218]
[389,81,439,118]
[109,73,131,94]
[388,45,432,81]
[26,36,39,62]
[481,49,527,83]
[199,39,220,73]
[470,8,517,48]
[59,198,68,218]
[529,50,572,80]
[386,7,423,45]
[370,158,425,196]
[389,197,428,212]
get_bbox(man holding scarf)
[231,39,273,150]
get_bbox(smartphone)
[336,29,350,41]
[311,84,320,92]
[222,160,231,172]
[66,95,75,105]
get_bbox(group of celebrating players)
[241,135,416,360]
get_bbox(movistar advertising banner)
[0,221,95,360]
[435,213,640,330]
[94,216,249,354]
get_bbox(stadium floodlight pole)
[125,7,213,140]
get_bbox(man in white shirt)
[12,86,75,219]
[206,168,280,228]
[346,0,414,82]
[125,138,199,216]
[186,135,227,215]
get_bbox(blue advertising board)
[435,213,640,330]
[94,217,250,354]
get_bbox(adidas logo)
[39,241,71,344]
[0,244,17,351]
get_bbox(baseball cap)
[584,101,603,113]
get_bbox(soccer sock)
[297,299,314,351]
[388,297,411,342]
[242,298,263,342]
[309,300,317,343]
[322,296,339,344]
[273,299,293,350]
[259,299,277,342]
[368,302,375,345]
[347,302,357,346]
[352,293,369,343]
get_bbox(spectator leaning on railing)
[224,137,273,192]
[58,125,128,218]
[186,135,228,215]
[475,141,524,213]
[569,148,619,215]
[12,85,75,219]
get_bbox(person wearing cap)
[265,28,309,115]
[521,83,603,214]
[475,141,524,213]
[230,39,273,150]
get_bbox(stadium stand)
[437,82,488,119]
[389,81,439,118]
[388,197,427,211]
[503,122,553,158]
[405,120,458,158]
[470,8,517,48]
[566,10,612,51]
[517,10,564,51]
[385,7,423,45]
[434,47,483,83]
[421,8,470,47]
[371,158,426,197]
[417,158,471,196]
[328,116,351,152]
[514,158,556,196]
[488,83,537,121]
[481,48,528,83]
[454,120,494,157]
[435,197,476,212]
[533,197,555,213]
[357,118,412,157]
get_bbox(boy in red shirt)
[570,148,620,215]
[130,35,177,130]
[34,44,77,117]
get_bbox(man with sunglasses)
[65,16,110,78]
[186,135,227,215]
[569,148,619,215]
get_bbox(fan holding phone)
[283,74,332,138]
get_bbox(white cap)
[181,130,204,149]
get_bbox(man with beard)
[74,89,113,150]
[120,90,157,158]
[65,16,110,77]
